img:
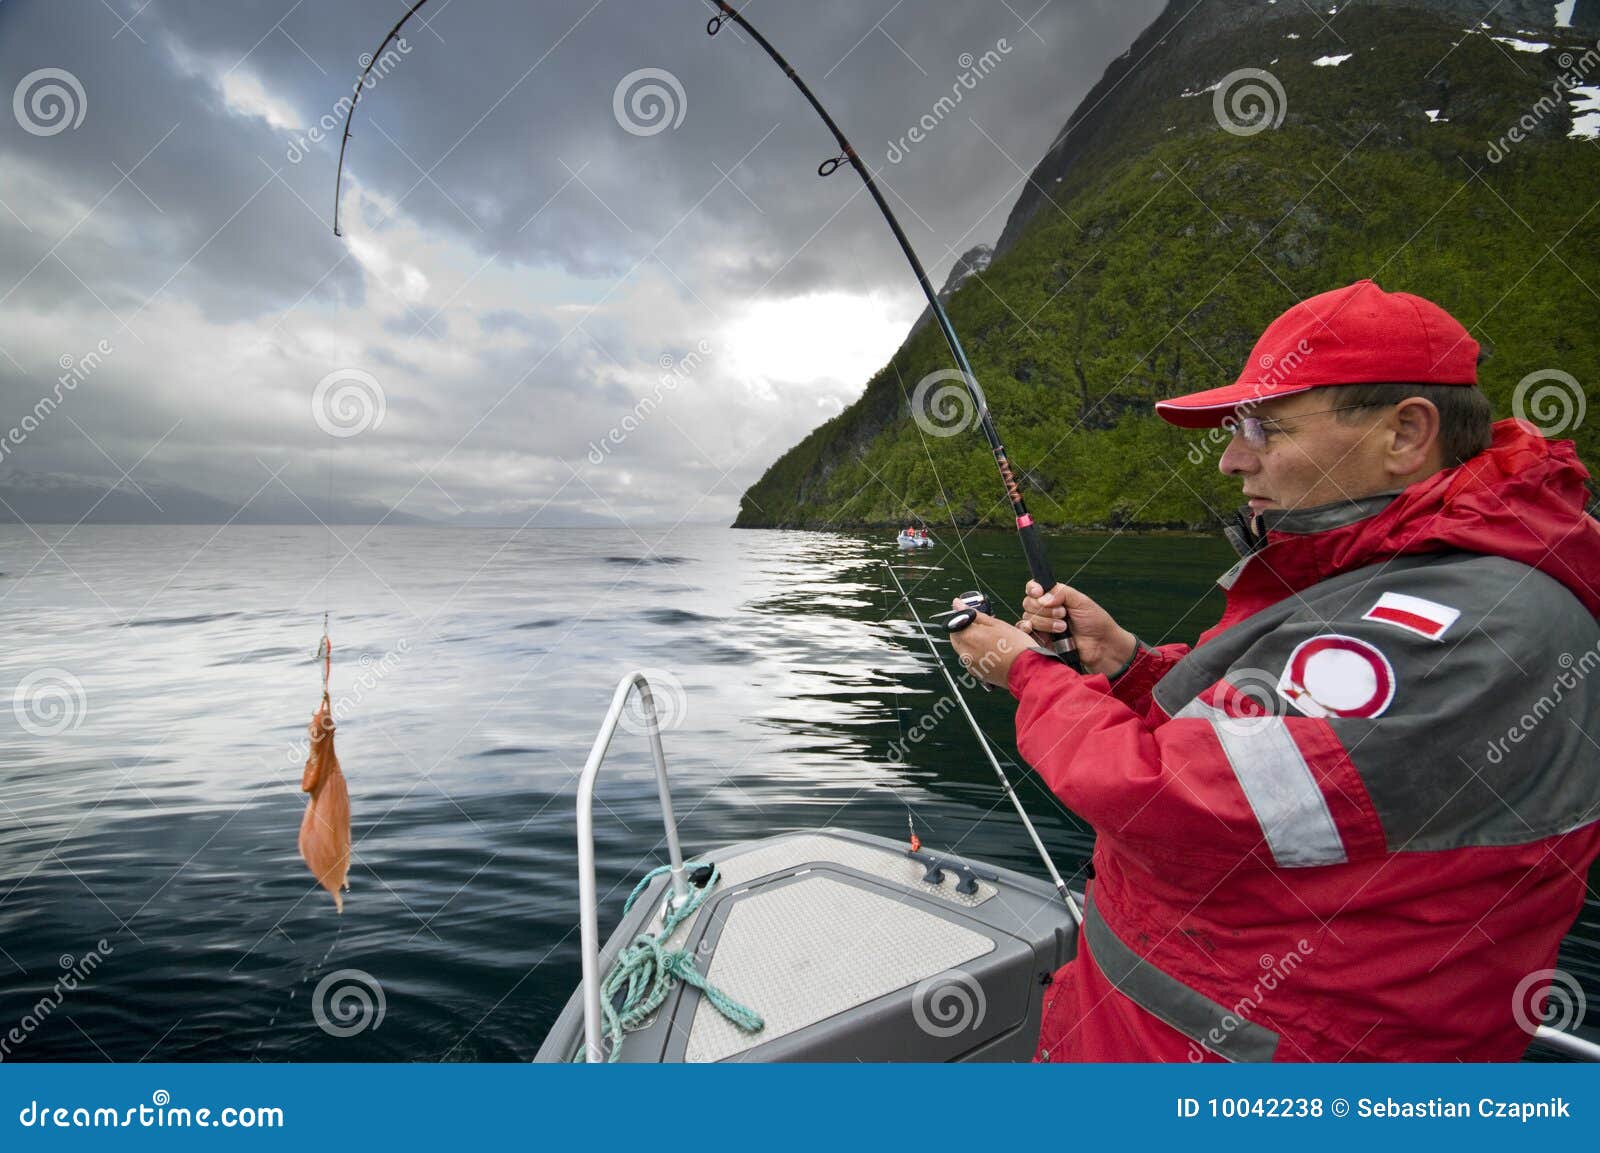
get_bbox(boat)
[896,530,934,549]
[536,672,1600,1064]
[534,672,1077,1063]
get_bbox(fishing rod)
[704,2,1079,670]
[329,0,1081,668]
[882,562,1082,923]
[332,0,434,237]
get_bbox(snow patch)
[1313,53,1354,67]
[1285,32,1301,39]
[1493,35,1551,52]
[1555,0,1577,28]
[1571,86,1600,138]
[1179,81,1222,98]
[1424,109,1448,122]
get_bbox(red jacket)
[1012,421,1600,1061]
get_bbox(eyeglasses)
[1230,402,1390,450]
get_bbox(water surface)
[0,525,1592,1060]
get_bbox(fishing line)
[251,916,346,1059]
[881,561,1081,923]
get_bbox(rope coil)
[578,861,764,1062]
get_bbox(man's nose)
[1218,434,1257,477]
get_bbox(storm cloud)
[0,0,1164,526]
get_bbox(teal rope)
[575,861,764,1062]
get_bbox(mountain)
[0,471,429,525]
[734,0,1600,531]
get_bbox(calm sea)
[1,525,1594,1060]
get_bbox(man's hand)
[1018,581,1137,679]
[947,603,1040,689]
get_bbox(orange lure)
[299,632,351,911]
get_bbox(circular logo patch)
[1275,634,1395,719]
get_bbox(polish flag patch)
[1361,592,1460,641]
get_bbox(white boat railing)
[576,671,692,1064]
[1536,1023,1600,1061]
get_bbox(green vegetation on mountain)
[734,1,1600,530]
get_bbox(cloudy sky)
[0,0,1164,526]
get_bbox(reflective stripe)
[1175,698,1347,867]
[1084,890,1279,1063]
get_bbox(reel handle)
[943,591,990,635]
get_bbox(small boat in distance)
[897,528,934,549]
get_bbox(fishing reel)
[937,591,990,635]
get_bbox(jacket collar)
[1223,492,1400,559]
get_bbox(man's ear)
[1387,397,1441,478]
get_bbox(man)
[948,279,1600,1061]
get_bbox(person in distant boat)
[949,279,1600,1062]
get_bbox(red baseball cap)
[1154,279,1479,428]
